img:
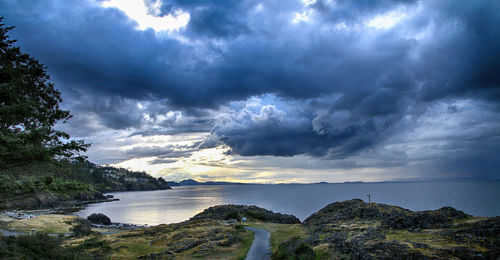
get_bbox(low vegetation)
[1,201,499,259]
[66,219,254,259]
[0,234,86,259]
[1,213,254,259]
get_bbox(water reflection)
[77,187,225,225]
[76,182,500,225]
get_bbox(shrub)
[77,237,111,251]
[225,209,241,220]
[246,209,267,221]
[0,175,20,192]
[0,174,93,196]
[234,224,244,230]
[272,237,315,260]
[42,175,54,185]
[71,218,93,237]
[0,233,82,259]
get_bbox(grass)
[0,213,126,236]
[108,236,162,257]
[385,228,488,257]
[89,219,256,259]
[245,221,308,253]
[3,214,77,234]
[453,216,486,225]
[236,227,255,260]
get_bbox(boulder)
[87,213,112,225]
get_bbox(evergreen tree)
[0,18,89,166]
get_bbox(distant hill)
[0,160,171,210]
[68,161,171,192]
[168,179,247,186]
[2,161,171,193]
[166,181,181,186]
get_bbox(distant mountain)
[179,179,201,185]
[171,179,247,186]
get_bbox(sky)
[2,0,499,183]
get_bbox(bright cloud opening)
[101,0,189,32]
[366,8,408,29]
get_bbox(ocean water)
[76,181,500,226]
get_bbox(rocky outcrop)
[87,213,112,225]
[299,199,499,259]
[190,204,300,224]
[303,199,470,232]
[382,206,469,230]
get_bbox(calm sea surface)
[76,181,500,225]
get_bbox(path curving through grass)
[244,226,271,260]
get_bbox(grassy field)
[1,214,255,259]
[0,213,123,235]
[100,220,255,259]
[4,214,76,234]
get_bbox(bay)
[76,181,500,226]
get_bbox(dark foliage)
[71,218,94,237]
[0,17,89,166]
[272,237,315,260]
[0,234,84,259]
[190,204,300,224]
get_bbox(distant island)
[166,180,371,186]
[167,179,248,186]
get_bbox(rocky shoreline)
[0,192,119,212]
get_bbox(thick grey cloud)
[105,145,196,163]
[2,0,500,179]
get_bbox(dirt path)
[244,226,271,260]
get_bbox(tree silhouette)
[0,18,89,166]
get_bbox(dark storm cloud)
[208,0,500,160]
[122,145,194,161]
[311,0,418,23]
[211,95,405,158]
[406,1,500,103]
[2,0,500,178]
[3,0,498,106]
[72,95,144,130]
